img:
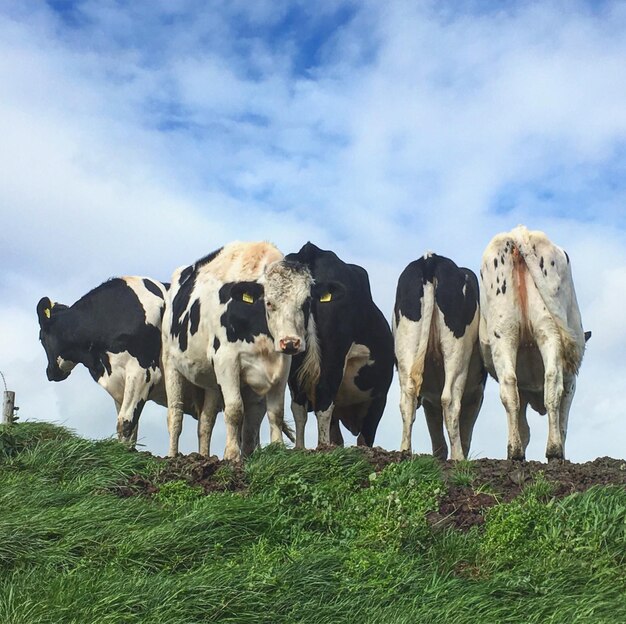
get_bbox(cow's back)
[198,241,283,284]
[70,277,165,368]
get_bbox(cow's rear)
[479,225,587,460]
[394,253,485,460]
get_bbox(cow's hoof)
[223,448,242,462]
[507,446,525,462]
[546,445,564,462]
[546,452,564,463]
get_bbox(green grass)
[1,422,625,623]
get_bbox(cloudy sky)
[1,0,625,461]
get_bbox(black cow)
[262,242,394,447]
[37,276,200,444]
[393,253,486,460]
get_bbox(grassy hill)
[1,422,625,623]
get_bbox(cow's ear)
[37,297,53,325]
[312,281,346,303]
[230,282,264,304]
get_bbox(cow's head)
[36,296,76,382]
[262,260,313,355]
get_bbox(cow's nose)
[279,338,301,354]
[47,367,70,382]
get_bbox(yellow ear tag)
[44,308,51,319]
[242,293,254,304]
[320,292,332,302]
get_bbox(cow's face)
[262,261,313,355]
[37,297,76,382]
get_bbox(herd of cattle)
[36,225,590,462]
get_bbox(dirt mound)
[432,456,626,530]
[112,452,247,497]
[112,448,626,530]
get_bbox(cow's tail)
[282,420,296,443]
[296,314,321,406]
[409,280,436,397]
[511,229,583,374]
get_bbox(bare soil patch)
[113,447,626,530]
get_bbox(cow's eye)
[266,301,274,311]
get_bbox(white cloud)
[1,1,625,461]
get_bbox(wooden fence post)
[2,391,15,425]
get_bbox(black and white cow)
[36,277,201,443]
[261,242,395,448]
[479,225,588,461]
[162,241,292,460]
[393,253,486,460]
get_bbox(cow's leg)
[313,343,351,447]
[164,364,186,457]
[214,352,251,461]
[241,389,266,457]
[536,335,564,461]
[395,315,424,453]
[291,398,308,449]
[438,316,478,461]
[265,376,287,448]
[330,417,344,446]
[113,396,140,446]
[441,366,470,461]
[459,388,484,459]
[491,337,523,460]
[518,398,530,455]
[223,393,244,461]
[116,368,151,447]
[423,399,447,460]
[197,390,221,457]
[313,403,336,446]
[399,379,419,452]
[558,375,576,449]
[114,398,139,445]
[356,395,387,447]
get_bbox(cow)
[393,253,486,460]
[36,276,201,444]
[162,241,293,460]
[479,225,588,461]
[260,242,394,448]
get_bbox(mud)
[112,453,246,497]
[112,447,626,530]
[432,455,626,530]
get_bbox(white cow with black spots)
[479,225,589,461]
[162,242,294,460]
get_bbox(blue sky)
[1,0,625,460]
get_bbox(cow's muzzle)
[47,367,71,382]
[279,337,302,355]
